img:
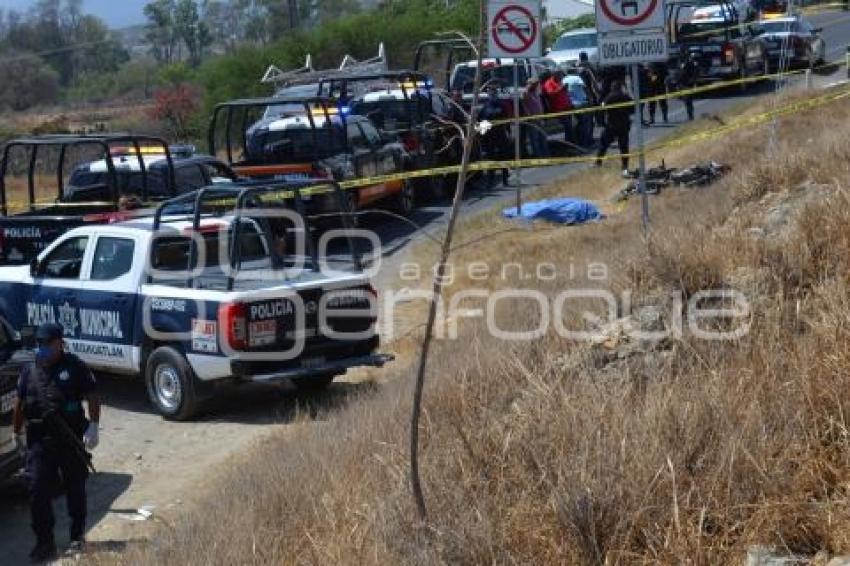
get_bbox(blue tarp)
[502,198,605,225]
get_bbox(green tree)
[145,0,178,63]
[0,51,60,110]
[174,0,212,67]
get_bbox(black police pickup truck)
[0,323,29,482]
[0,134,237,266]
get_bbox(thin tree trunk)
[409,0,488,522]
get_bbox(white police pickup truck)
[0,185,391,419]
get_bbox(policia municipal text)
[12,322,101,563]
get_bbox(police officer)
[677,53,700,121]
[12,322,100,562]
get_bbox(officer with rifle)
[11,322,101,562]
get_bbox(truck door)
[347,121,380,205]
[362,120,404,199]
[78,235,140,371]
[26,235,91,343]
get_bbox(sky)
[0,0,147,28]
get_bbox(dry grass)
[100,87,850,565]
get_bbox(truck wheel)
[739,61,748,93]
[145,346,199,420]
[342,190,360,229]
[393,179,416,216]
[292,372,336,392]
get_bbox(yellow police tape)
[5,67,850,211]
[330,82,850,193]
[490,54,849,127]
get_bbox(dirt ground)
[0,368,390,564]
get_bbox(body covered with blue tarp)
[503,198,604,225]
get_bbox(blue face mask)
[35,346,54,365]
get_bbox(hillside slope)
[102,86,850,564]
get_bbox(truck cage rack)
[261,43,388,86]
[0,134,177,216]
[666,0,747,52]
[150,179,362,291]
[317,70,439,130]
[413,39,476,91]
[208,95,357,166]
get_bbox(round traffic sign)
[599,0,659,27]
[491,4,538,55]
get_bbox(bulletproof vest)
[24,365,66,420]
[24,363,85,437]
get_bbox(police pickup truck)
[0,134,237,266]
[0,183,391,420]
[0,323,29,482]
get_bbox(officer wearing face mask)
[11,322,100,562]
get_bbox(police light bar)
[398,80,434,91]
[109,145,166,157]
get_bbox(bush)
[0,52,60,111]
[147,84,201,141]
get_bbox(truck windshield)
[351,98,429,131]
[552,33,597,51]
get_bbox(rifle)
[30,363,96,474]
[42,409,96,474]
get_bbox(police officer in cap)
[12,322,101,562]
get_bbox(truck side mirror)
[29,258,40,277]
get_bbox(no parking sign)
[487,0,542,59]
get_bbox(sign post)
[596,0,668,235]
[488,0,541,215]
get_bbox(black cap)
[35,322,63,342]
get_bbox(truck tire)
[292,372,336,392]
[145,346,200,420]
[393,179,416,216]
[342,190,360,229]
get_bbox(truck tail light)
[311,165,333,179]
[218,302,247,350]
[402,133,419,153]
[723,43,736,65]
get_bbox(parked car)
[670,1,770,85]
[756,14,826,70]
[546,28,600,70]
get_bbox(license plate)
[301,356,327,369]
[249,320,277,347]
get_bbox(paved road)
[369,9,849,281]
[0,10,847,565]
